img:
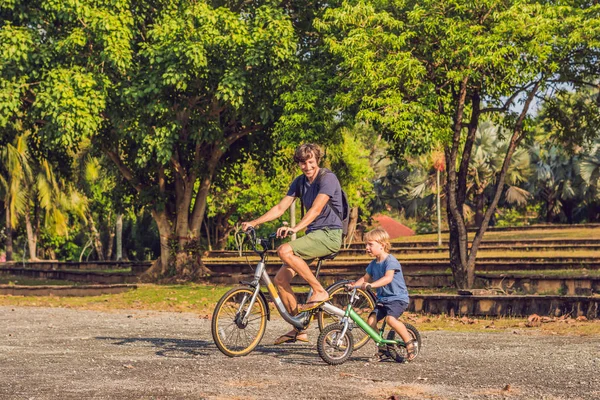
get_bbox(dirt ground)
[1,306,599,400]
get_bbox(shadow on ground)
[95,336,326,365]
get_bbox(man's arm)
[278,193,329,237]
[242,195,295,230]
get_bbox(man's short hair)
[364,227,391,252]
[294,143,322,164]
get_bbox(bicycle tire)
[211,287,268,357]
[317,323,354,365]
[317,280,377,350]
[385,322,422,363]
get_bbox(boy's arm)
[368,269,395,289]
[349,273,371,289]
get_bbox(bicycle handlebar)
[236,227,276,255]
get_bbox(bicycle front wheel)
[317,281,377,350]
[317,323,354,365]
[211,287,268,357]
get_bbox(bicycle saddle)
[318,252,338,261]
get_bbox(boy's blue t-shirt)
[366,254,409,305]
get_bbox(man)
[241,143,344,344]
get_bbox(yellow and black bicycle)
[211,227,376,357]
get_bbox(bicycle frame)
[236,229,345,330]
[338,289,403,347]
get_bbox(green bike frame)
[345,305,404,347]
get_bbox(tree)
[318,0,600,288]
[0,134,30,261]
[22,158,87,260]
[2,1,299,277]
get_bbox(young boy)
[350,227,417,361]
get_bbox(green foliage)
[326,126,375,215]
[317,0,600,155]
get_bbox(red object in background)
[432,150,446,172]
[371,214,415,239]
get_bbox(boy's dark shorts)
[372,300,409,322]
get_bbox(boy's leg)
[385,316,412,344]
[385,316,417,360]
[367,312,378,330]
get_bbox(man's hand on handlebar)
[276,226,296,238]
[240,222,255,232]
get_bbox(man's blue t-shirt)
[366,254,409,305]
[286,168,343,233]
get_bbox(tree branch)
[480,82,537,114]
[105,149,143,193]
[468,80,541,264]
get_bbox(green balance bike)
[317,287,422,365]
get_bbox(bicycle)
[211,227,376,357]
[317,287,422,365]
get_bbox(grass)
[0,283,232,315]
[0,275,82,286]
[1,282,598,336]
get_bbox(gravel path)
[0,306,599,399]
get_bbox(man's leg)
[278,243,329,303]
[273,265,308,344]
[273,265,298,315]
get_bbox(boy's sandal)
[405,339,417,361]
[274,329,309,345]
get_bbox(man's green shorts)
[288,228,342,263]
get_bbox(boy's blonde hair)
[364,227,391,252]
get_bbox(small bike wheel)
[317,323,354,365]
[317,281,376,350]
[385,322,422,363]
[211,287,268,357]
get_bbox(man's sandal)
[405,339,417,361]
[274,329,309,345]
[296,296,333,313]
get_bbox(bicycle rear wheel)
[385,322,422,362]
[211,287,268,357]
[317,281,376,350]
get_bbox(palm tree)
[23,158,88,260]
[576,140,600,221]
[468,122,532,227]
[0,133,31,261]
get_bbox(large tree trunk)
[444,78,474,289]
[5,206,13,262]
[446,195,472,289]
